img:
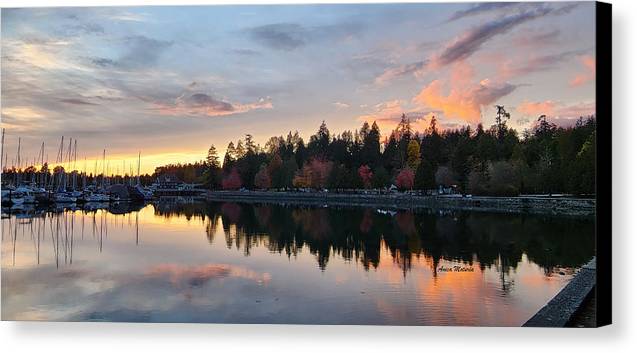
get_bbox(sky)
[1,2,596,174]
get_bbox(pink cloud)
[147,263,271,288]
[153,92,272,117]
[374,60,428,85]
[516,100,559,116]
[356,100,439,135]
[516,99,596,127]
[569,55,596,87]
[357,99,470,136]
[497,50,581,81]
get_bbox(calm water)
[1,201,595,326]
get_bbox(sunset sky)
[1,2,596,174]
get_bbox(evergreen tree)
[204,144,221,189]
[415,158,435,190]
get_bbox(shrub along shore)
[205,190,595,217]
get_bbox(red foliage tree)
[358,164,373,188]
[309,159,332,189]
[221,168,242,190]
[395,168,415,190]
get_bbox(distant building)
[155,174,182,190]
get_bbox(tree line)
[165,106,597,196]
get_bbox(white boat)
[84,193,110,202]
[14,186,38,204]
[54,193,77,203]
[10,196,25,205]
[135,185,154,200]
[2,186,15,200]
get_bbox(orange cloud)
[569,55,596,87]
[411,61,516,124]
[413,78,516,124]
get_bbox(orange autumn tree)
[293,158,333,189]
[254,164,271,189]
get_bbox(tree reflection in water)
[154,201,595,277]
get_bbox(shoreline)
[205,191,595,217]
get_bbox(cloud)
[367,62,517,129]
[413,79,516,124]
[60,98,99,105]
[516,100,558,117]
[59,22,105,36]
[358,99,406,123]
[498,50,585,80]
[517,99,595,120]
[446,2,538,23]
[153,92,273,117]
[1,107,49,132]
[357,100,442,135]
[119,35,173,68]
[147,263,271,288]
[106,11,149,22]
[247,22,363,51]
[2,38,82,71]
[433,8,552,68]
[516,99,596,128]
[569,55,596,87]
[429,4,580,70]
[333,102,350,109]
[249,23,306,50]
[1,106,45,119]
[231,48,261,56]
[376,4,578,84]
[374,60,429,85]
[512,29,561,48]
[89,57,118,67]
[413,62,517,125]
[82,36,174,70]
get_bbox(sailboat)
[135,152,154,200]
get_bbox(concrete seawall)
[524,258,597,327]
[205,191,595,217]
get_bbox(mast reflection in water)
[1,201,594,325]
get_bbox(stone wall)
[206,191,595,217]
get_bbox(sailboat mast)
[101,149,105,189]
[72,140,77,190]
[15,137,21,185]
[16,137,21,168]
[137,151,141,186]
[1,128,5,172]
[39,141,45,187]
[83,157,87,189]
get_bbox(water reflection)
[156,201,594,275]
[1,201,595,325]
